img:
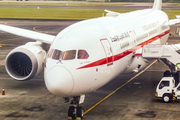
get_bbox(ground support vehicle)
[155,72,180,102]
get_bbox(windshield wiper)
[57,59,63,64]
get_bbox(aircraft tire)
[77,107,84,119]
[68,106,75,119]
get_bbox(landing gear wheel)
[77,107,84,119]
[67,96,85,120]
[68,106,75,119]
[163,94,170,103]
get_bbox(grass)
[164,10,180,19]
[0,2,125,6]
[0,6,179,20]
[0,7,133,19]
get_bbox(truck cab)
[155,73,180,102]
[156,77,175,102]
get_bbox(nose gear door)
[100,38,114,65]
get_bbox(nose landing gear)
[67,95,85,120]
[68,106,84,120]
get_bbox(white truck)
[155,76,180,102]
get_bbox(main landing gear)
[66,95,85,120]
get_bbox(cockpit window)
[78,50,89,59]
[62,50,76,60]
[50,49,89,60]
[52,49,62,60]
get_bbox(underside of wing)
[0,24,55,44]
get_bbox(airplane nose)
[45,66,74,96]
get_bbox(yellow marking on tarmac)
[84,60,157,115]
[0,44,14,46]
[33,26,48,34]
[0,44,14,47]
[33,26,36,31]
[0,37,21,42]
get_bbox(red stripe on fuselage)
[77,30,170,69]
[135,53,142,56]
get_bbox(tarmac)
[0,19,180,120]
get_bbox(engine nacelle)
[123,55,150,74]
[5,42,46,81]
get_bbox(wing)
[104,9,120,17]
[0,24,55,44]
[104,9,120,14]
[169,16,180,26]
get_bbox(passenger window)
[159,81,169,89]
[62,50,76,60]
[52,49,62,60]
[78,50,89,59]
[48,49,54,58]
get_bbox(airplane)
[1,0,180,119]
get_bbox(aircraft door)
[129,31,136,44]
[100,39,114,65]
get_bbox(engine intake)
[5,42,46,81]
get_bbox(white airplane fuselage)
[44,9,170,97]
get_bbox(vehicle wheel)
[162,94,170,103]
[68,106,75,119]
[77,107,84,119]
